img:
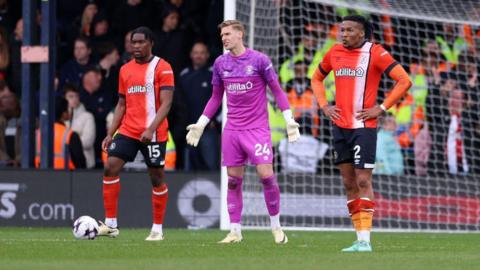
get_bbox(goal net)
[222,0,480,232]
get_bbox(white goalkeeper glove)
[282,110,300,143]
[186,115,210,147]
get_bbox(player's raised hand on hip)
[140,128,154,143]
[356,105,384,121]
[186,115,210,147]
[102,135,113,152]
[321,105,341,120]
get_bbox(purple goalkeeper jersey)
[212,48,282,130]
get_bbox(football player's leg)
[146,167,168,241]
[142,142,168,241]
[100,135,138,237]
[343,129,376,251]
[219,130,246,243]
[218,166,245,243]
[100,156,125,237]
[257,163,287,244]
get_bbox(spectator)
[0,85,20,167]
[285,60,320,137]
[166,0,210,44]
[456,53,480,174]
[446,89,469,175]
[426,72,472,176]
[59,36,94,91]
[179,42,219,170]
[64,83,96,169]
[96,41,120,102]
[79,67,114,167]
[414,122,432,176]
[374,114,404,175]
[0,26,9,80]
[111,0,155,38]
[154,5,188,74]
[426,72,451,176]
[120,30,134,64]
[89,12,117,59]
[435,23,468,66]
[79,2,98,37]
[7,18,23,93]
[35,97,86,170]
[278,115,328,173]
[58,2,98,64]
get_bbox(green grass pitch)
[1,228,478,270]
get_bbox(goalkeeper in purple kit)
[186,20,300,244]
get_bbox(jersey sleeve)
[318,47,333,76]
[211,58,223,86]
[157,61,175,91]
[372,44,398,75]
[259,53,278,83]
[118,67,126,96]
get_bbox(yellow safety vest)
[435,36,467,65]
[279,39,336,101]
[165,131,176,170]
[268,103,286,147]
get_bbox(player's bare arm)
[356,65,412,121]
[102,96,126,151]
[140,90,173,143]
[311,68,341,120]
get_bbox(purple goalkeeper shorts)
[222,128,273,166]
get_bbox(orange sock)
[152,184,168,224]
[352,212,373,231]
[347,198,375,231]
[103,176,120,218]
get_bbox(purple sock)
[261,175,280,216]
[227,176,243,223]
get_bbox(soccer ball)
[72,216,99,240]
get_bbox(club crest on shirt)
[245,65,254,75]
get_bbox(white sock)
[230,223,241,234]
[357,230,370,243]
[105,218,117,228]
[270,214,281,229]
[152,224,163,234]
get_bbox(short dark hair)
[97,42,118,59]
[55,97,69,121]
[63,83,80,95]
[131,26,155,43]
[342,15,372,40]
[74,36,91,49]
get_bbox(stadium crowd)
[0,0,479,176]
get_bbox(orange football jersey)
[118,56,174,142]
[318,41,398,129]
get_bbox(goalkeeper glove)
[282,110,300,143]
[186,115,210,147]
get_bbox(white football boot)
[272,228,288,244]
[218,231,243,244]
[97,221,120,237]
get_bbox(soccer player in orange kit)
[99,26,174,241]
[311,15,412,252]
